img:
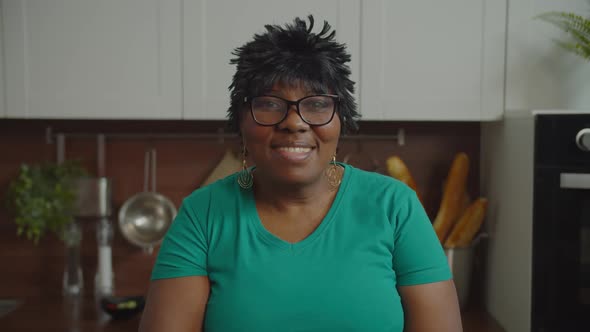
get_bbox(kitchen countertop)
[1,295,505,332]
[1,295,140,332]
[462,307,506,332]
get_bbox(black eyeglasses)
[244,94,339,126]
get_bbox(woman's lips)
[272,146,314,161]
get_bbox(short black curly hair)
[227,15,359,133]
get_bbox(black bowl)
[100,295,145,320]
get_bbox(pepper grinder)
[95,217,114,297]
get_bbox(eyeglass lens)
[251,95,335,125]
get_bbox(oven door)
[532,170,590,331]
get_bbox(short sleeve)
[150,198,208,280]
[392,190,452,286]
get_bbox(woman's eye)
[303,100,329,109]
[254,99,281,110]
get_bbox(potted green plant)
[537,9,590,60]
[6,160,89,296]
[5,160,88,244]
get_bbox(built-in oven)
[532,113,590,331]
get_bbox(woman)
[139,16,462,332]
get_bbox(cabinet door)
[2,0,182,119]
[360,0,506,121]
[183,0,360,120]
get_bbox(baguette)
[432,152,470,243]
[444,198,488,248]
[441,181,471,217]
[386,156,422,203]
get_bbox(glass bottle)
[63,221,83,297]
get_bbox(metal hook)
[397,128,406,146]
[45,127,53,145]
[56,134,66,164]
[97,134,106,177]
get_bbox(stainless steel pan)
[118,148,176,253]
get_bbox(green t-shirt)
[151,163,451,331]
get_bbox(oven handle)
[560,173,590,189]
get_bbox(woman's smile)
[271,142,316,162]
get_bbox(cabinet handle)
[560,173,590,189]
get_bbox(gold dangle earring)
[325,154,342,190]
[237,145,253,189]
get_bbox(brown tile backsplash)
[0,119,480,297]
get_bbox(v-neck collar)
[243,162,352,252]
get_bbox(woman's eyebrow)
[267,89,318,97]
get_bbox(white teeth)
[277,147,311,153]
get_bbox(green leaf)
[4,160,89,244]
[536,10,590,61]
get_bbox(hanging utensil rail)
[46,127,406,146]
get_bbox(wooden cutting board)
[201,149,242,187]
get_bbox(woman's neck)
[252,167,343,212]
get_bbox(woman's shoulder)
[342,164,424,227]
[183,172,240,208]
[344,163,415,198]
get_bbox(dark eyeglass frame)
[243,94,340,126]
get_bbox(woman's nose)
[277,105,309,132]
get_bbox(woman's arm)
[398,279,462,332]
[139,276,210,332]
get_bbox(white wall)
[481,111,535,332]
[483,1,590,331]
[505,0,590,113]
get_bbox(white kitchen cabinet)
[2,0,182,119]
[183,0,360,120]
[2,0,508,121]
[360,0,507,121]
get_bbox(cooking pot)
[118,148,176,253]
